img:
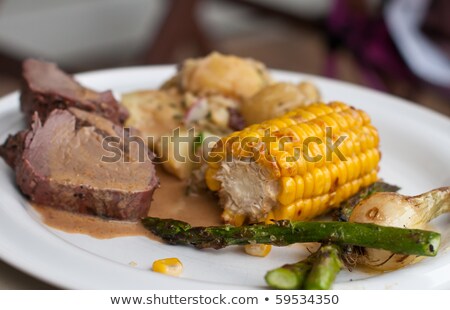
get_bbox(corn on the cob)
[152,258,183,276]
[205,102,380,224]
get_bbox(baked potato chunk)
[241,82,320,125]
[122,90,183,145]
[167,52,271,99]
[156,128,199,180]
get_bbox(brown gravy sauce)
[32,168,222,240]
[31,171,391,276]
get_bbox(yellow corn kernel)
[345,108,363,127]
[350,178,362,195]
[363,149,377,175]
[207,144,226,168]
[345,156,355,182]
[308,122,325,138]
[222,209,233,223]
[359,152,369,175]
[271,119,290,129]
[312,167,325,196]
[296,198,312,220]
[244,244,272,257]
[359,110,371,125]
[205,168,221,191]
[304,141,323,171]
[363,170,378,187]
[278,177,296,205]
[280,140,295,154]
[231,213,246,227]
[310,196,324,219]
[291,125,308,142]
[317,194,332,215]
[288,109,316,122]
[369,125,380,147]
[267,139,282,155]
[329,101,348,112]
[299,123,316,140]
[302,172,314,198]
[348,130,361,155]
[207,160,221,169]
[362,127,376,150]
[279,117,296,127]
[321,115,339,131]
[353,155,362,180]
[357,129,368,152]
[285,199,298,220]
[334,182,352,205]
[265,211,275,224]
[274,202,297,220]
[294,175,305,200]
[320,166,332,195]
[295,155,307,175]
[373,149,380,165]
[336,160,348,186]
[330,112,349,131]
[327,163,339,190]
[152,258,183,277]
[316,142,327,167]
[364,149,377,173]
[344,133,355,156]
[306,104,333,117]
[276,152,298,177]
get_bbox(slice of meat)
[0,108,158,221]
[20,59,128,125]
[0,130,26,168]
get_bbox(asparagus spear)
[335,182,400,222]
[142,217,440,256]
[265,244,343,290]
[304,244,343,290]
[265,257,313,289]
[266,183,396,290]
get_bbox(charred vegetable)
[142,217,440,257]
[265,244,343,290]
[304,244,343,290]
[349,187,450,270]
[265,257,313,290]
[335,182,400,222]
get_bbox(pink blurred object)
[325,0,414,91]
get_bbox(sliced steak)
[20,59,128,125]
[0,108,158,221]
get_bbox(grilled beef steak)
[20,59,128,125]
[0,108,158,221]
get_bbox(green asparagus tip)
[142,217,192,238]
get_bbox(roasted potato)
[171,52,271,99]
[122,90,183,146]
[241,81,320,125]
[156,128,199,180]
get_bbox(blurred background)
[0,0,449,115]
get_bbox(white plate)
[0,66,449,289]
